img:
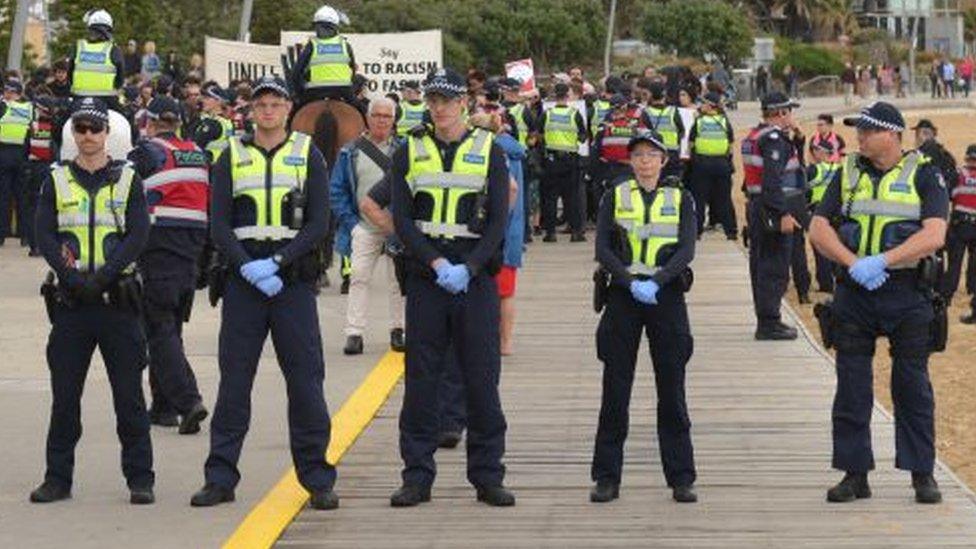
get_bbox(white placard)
[205,37,286,86]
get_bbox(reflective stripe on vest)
[509,103,529,146]
[397,101,428,137]
[742,125,803,194]
[0,100,32,145]
[840,152,925,263]
[51,163,134,272]
[544,106,580,152]
[71,40,117,96]
[203,114,235,157]
[590,100,611,137]
[143,136,210,227]
[645,106,679,150]
[692,114,730,156]
[613,180,681,276]
[809,161,840,204]
[307,36,353,88]
[229,132,311,241]
[405,129,493,240]
[952,170,976,212]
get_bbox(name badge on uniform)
[316,43,343,55]
[105,198,126,210]
[79,51,107,64]
[462,153,485,164]
[661,205,677,216]
[889,181,911,194]
[283,155,305,166]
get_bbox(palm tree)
[809,0,858,41]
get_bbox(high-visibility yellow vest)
[202,113,235,159]
[0,100,33,145]
[692,114,730,156]
[71,39,117,97]
[808,161,841,205]
[590,99,611,137]
[228,132,312,241]
[645,105,679,151]
[544,105,580,153]
[405,128,494,240]
[51,163,134,273]
[307,36,353,88]
[839,152,927,263]
[508,103,529,146]
[613,179,681,276]
[397,101,428,137]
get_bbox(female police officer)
[590,129,698,504]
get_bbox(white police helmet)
[84,9,114,30]
[313,5,341,25]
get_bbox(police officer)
[31,98,153,504]
[291,4,358,110]
[912,119,958,186]
[941,144,976,323]
[741,92,805,340]
[591,129,698,504]
[396,80,429,138]
[390,67,514,508]
[806,140,841,293]
[500,78,532,147]
[0,79,30,246]
[539,82,587,243]
[809,102,948,505]
[23,94,58,256]
[128,96,209,434]
[67,9,125,112]
[687,91,736,239]
[644,82,685,179]
[191,76,338,510]
[193,82,236,163]
[590,94,644,202]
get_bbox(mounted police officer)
[191,76,338,510]
[390,67,514,508]
[590,129,698,504]
[291,4,358,111]
[128,96,210,434]
[68,10,125,113]
[31,98,153,504]
[809,102,949,505]
[741,92,805,340]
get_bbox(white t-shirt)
[678,107,696,160]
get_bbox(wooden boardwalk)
[277,235,976,548]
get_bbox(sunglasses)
[74,121,106,134]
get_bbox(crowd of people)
[1,1,973,519]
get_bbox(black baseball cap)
[842,101,905,132]
[203,83,228,102]
[553,82,570,98]
[966,144,976,159]
[648,82,666,101]
[71,97,109,123]
[911,118,936,131]
[251,75,291,100]
[3,79,23,93]
[402,79,421,91]
[702,91,723,106]
[628,129,668,153]
[423,68,467,99]
[146,96,181,119]
[760,91,799,111]
[609,93,628,108]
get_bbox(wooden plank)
[277,235,976,548]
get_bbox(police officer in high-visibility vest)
[940,144,976,323]
[291,4,358,110]
[806,140,841,294]
[589,87,613,138]
[590,129,698,504]
[67,10,125,112]
[127,96,210,434]
[500,78,532,147]
[31,98,153,504]
[644,82,685,180]
[0,79,31,246]
[191,76,339,510]
[590,94,647,203]
[192,82,236,163]
[742,92,805,340]
[396,80,430,137]
[23,94,58,255]
[540,82,587,243]
[687,91,735,239]
[390,67,514,508]
[809,102,949,505]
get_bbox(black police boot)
[130,486,155,505]
[390,328,406,352]
[755,322,798,341]
[340,275,350,295]
[29,481,71,503]
[438,430,463,449]
[309,488,340,510]
[798,292,811,305]
[826,472,871,503]
[672,484,698,503]
[912,473,942,504]
[149,410,179,428]
[390,484,431,507]
[543,232,557,243]
[343,335,364,355]
[190,483,235,507]
[960,311,976,324]
[570,232,587,243]
[589,481,620,503]
[476,485,516,507]
[178,402,209,435]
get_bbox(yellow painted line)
[222,351,405,549]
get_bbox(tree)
[642,0,755,65]
[965,8,976,55]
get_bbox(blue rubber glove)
[240,258,279,285]
[629,279,660,305]
[848,254,887,290]
[255,275,284,297]
[441,264,471,294]
[434,261,453,289]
